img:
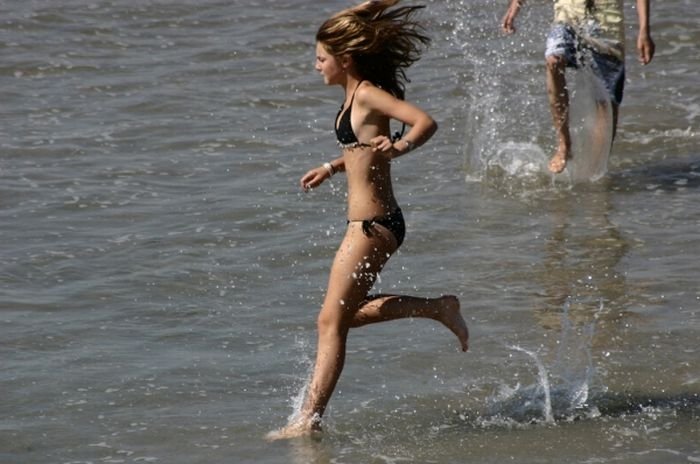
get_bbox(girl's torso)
[335,81,398,220]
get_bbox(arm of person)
[502,0,525,34]
[357,85,438,159]
[299,156,345,191]
[635,0,655,65]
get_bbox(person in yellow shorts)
[502,0,655,174]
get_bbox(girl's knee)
[316,311,334,332]
[316,306,350,335]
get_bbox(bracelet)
[402,139,416,153]
[322,162,335,177]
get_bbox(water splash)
[446,0,546,177]
[448,0,549,185]
[507,345,555,423]
[565,64,614,182]
[482,300,603,426]
[284,336,314,424]
[448,1,614,186]
[489,142,546,177]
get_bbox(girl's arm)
[357,85,438,159]
[300,156,345,191]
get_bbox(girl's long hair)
[316,0,430,100]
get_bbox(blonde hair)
[316,0,430,100]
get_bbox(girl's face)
[315,42,346,86]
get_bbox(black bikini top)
[335,82,364,148]
[334,80,405,149]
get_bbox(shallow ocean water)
[1,0,698,463]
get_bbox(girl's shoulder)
[355,81,395,106]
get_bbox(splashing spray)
[508,345,555,424]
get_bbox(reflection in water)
[475,162,700,427]
[535,183,632,341]
[479,183,696,424]
[286,435,332,464]
[479,184,632,425]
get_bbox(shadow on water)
[478,337,700,426]
[610,157,700,192]
[480,383,700,427]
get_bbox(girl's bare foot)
[265,416,321,441]
[437,295,469,352]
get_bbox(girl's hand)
[300,166,329,191]
[370,135,397,159]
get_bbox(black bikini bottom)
[347,208,405,248]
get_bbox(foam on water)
[489,142,546,177]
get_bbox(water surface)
[1,1,698,463]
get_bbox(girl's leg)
[267,223,469,440]
[351,294,469,352]
[268,223,394,438]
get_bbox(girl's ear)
[340,53,353,70]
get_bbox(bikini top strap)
[344,80,406,142]
[347,80,364,109]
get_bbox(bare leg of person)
[590,100,611,161]
[591,100,619,155]
[267,223,472,440]
[352,294,469,352]
[546,54,571,174]
[267,224,395,440]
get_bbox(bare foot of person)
[548,145,570,174]
[265,416,321,441]
[437,295,469,352]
